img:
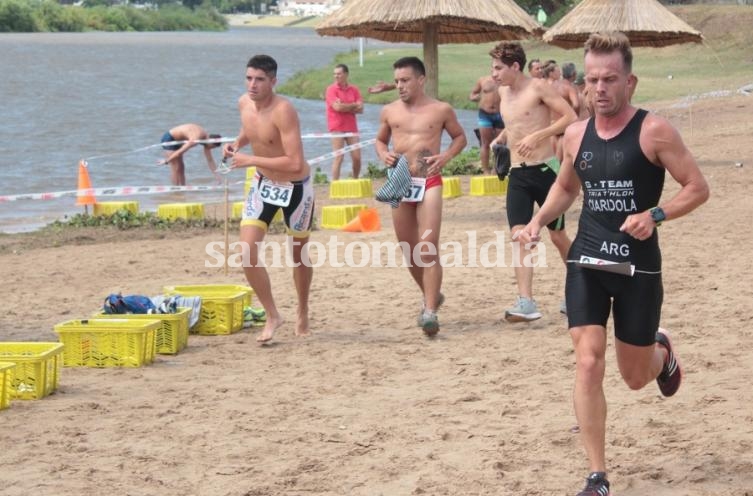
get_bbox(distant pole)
[359,37,364,67]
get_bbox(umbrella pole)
[423,23,439,99]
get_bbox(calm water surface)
[0,28,478,232]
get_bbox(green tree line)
[0,0,226,32]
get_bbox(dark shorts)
[565,263,663,346]
[506,162,564,230]
[161,131,180,151]
[241,172,315,238]
[477,109,505,129]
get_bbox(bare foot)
[256,314,283,344]
[295,311,311,337]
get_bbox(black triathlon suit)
[566,109,666,346]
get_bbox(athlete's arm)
[160,140,195,165]
[425,105,467,176]
[469,78,482,102]
[620,115,709,239]
[519,122,584,242]
[375,106,398,166]
[568,84,581,116]
[516,80,577,157]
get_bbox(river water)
[0,27,478,233]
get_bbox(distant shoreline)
[224,14,320,28]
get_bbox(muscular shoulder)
[272,95,297,116]
[528,77,551,94]
[564,118,588,142]
[431,99,455,114]
[380,100,402,118]
[640,111,682,160]
[640,111,674,136]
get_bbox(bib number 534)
[259,180,293,207]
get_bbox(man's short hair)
[541,60,558,78]
[489,42,527,72]
[527,58,540,71]
[204,133,222,149]
[393,56,425,77]
[562,62,577,80]
[584,32,633,73]
[335,63,349,74]
[247,54,277,78]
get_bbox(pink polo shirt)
[325,82,362,133]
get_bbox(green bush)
[0,0,226,32]
[313,167,329,185]
[442,147,482,176]
[366,161,387,179]
[0,0,38,32]
[50,209,232,230]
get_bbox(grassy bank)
[279,5,753,109]
[0,0,226,32]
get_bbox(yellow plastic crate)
[157,202,205,221]
[94,307,190,355]
[329,178,373,199]
[442,176,462,199]
[0,342,64,399]
[320,204,367,230]
[163,285,247,335]
[232,201,283,224]
[54,319,158,368]
[0,362,15,410]
[470,175,508,196]
[93,201,139,217]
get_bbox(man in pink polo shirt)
[325,64,363,180]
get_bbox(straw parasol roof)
[543,0,703,49]
[316,0,544,97]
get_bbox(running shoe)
[417,292,445,326]
[504,296,542,322]
[576,472,611,496]
[419,310,440,337]
[655,328,683,397]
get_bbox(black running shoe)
[576,472,611,496]
[655,328,683,397]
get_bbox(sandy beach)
[1,93,752,495]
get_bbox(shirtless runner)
[375,56,466,336]
[224,54,314,343]
[469,75,504,174]
[488,42,577,322]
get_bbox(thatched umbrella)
[543,0,703,49]
[316,0,544,97]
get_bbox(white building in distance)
[277,0,344,17]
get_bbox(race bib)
[259,178,293,207]
[576,255,635,276]
[402,177,426,203]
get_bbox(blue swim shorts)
[161,131,181,151]
[477,109,505,129]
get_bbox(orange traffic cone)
[76,160,96,209]
[342,207,381,232]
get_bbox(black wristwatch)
[649,206,666,226]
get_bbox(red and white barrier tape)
[84,133,361,161]
[0,184,235,203]
[1,138,378,202]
